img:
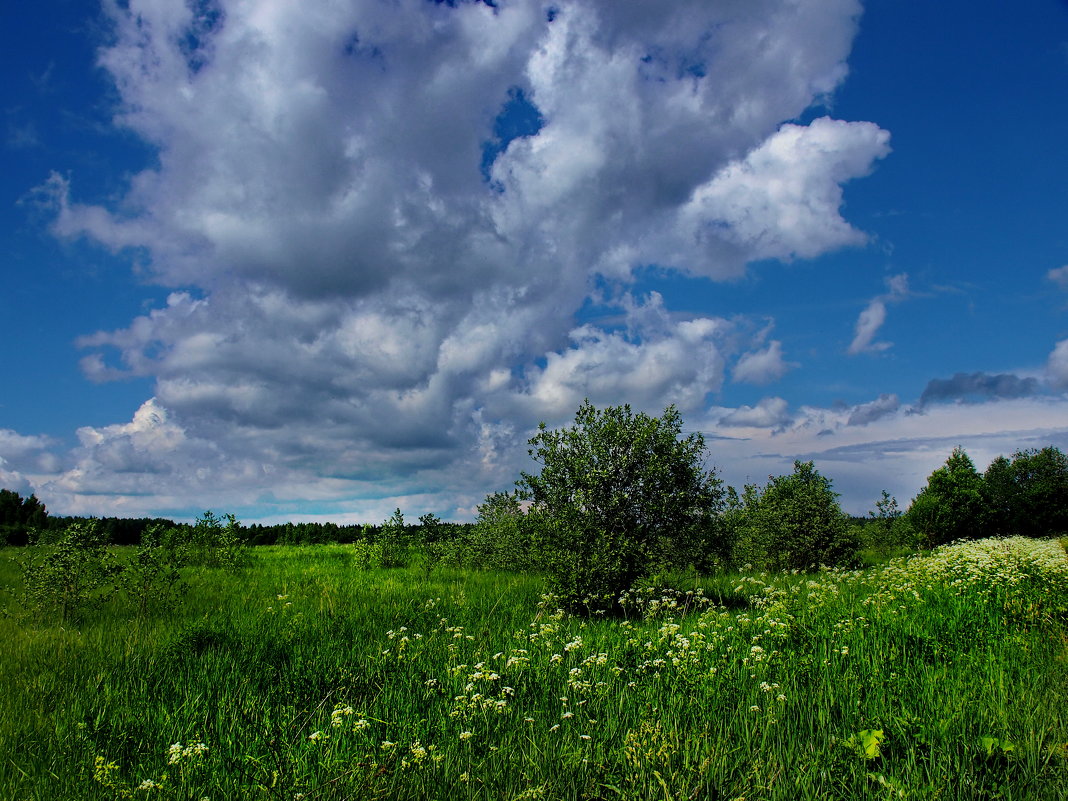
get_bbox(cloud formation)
[1048,340,1068,389]
[1047,265,1068,289]
[733,340,795,386]
[918,372,1041,407]
[20,0,899,518]
[848,272,909,355]
[846,393,900,426]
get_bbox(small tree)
[13,520,122,623]
[184,511,248,570]
[119,524,189,617]
[377,508,409,568]
[517,400,724,612]
[907,447,984,546]
[466,491,540,572]
[733,461,857,571]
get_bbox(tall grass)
[1,538,1066,800]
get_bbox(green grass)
[1,538,1067,800]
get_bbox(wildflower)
[381,741,397,750]
[331,706,354,727]
[308,731,328,742]
[354,719,370,730]
[167,742,208,764]
[459,731,474,741]
[138,779,161,791]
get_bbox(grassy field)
[1,537,1067,800]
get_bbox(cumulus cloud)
[719,397,792,429]
[733,340,795,386]
[1048,340,1068,388]
[848,273,909,355]
[0,430,60,497]
[27,0,895,518]
[918,372,1041,407]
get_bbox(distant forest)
[0,489,463,547]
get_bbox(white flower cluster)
[166,741,207,765]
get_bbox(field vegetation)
[1,402,1067,799]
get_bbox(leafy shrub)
[11,520,122,623]
[118,524,189,616]
[182,511,249,570]
[463,491,539,572]
[351,540,384,570]
[377,508,410,568]
[517,400,725,612]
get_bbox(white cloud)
[26,0,897,519]
[848,272,909,355]
[670,118,890,274]
[1048,339,1068,388]
[733,340,795,386]
[1047,265,1068,289]
[718,397,792,429]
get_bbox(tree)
[517,400,724,611]
[13,520,122,623]
[733,461,857,570]
[468,491,536,571]
[0,489,48,546]
[984,446,1068,537]
[907,447,984,546]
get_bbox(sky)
[2,0,1067,524]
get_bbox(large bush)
[517,400,725,611]
[732,461,857,570]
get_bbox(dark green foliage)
[983,446,1068,538]
[517,400,725,611]
[907,447,985,546]
[732,461,857,570]
[0,489,48,546]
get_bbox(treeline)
[0,493,477,548]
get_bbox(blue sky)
[2,0,1067,522]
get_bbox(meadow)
[1,536,1067,800]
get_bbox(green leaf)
[846,729,886,760]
